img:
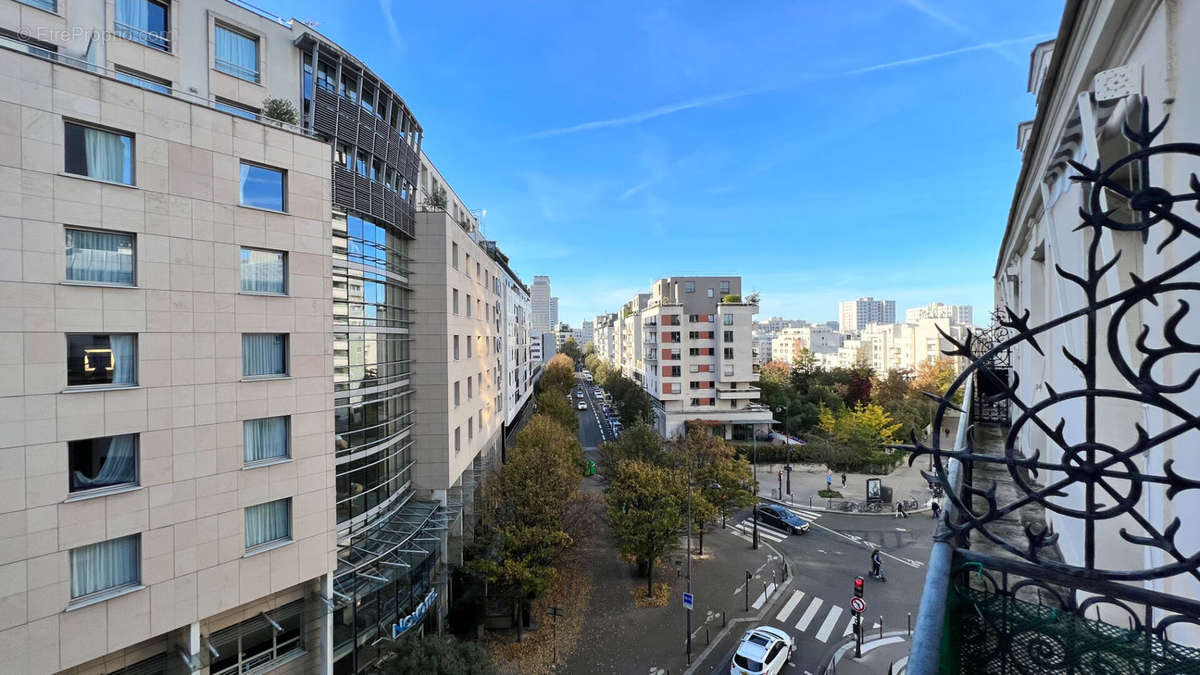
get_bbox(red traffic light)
[854,576,864,598]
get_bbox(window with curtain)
[240,248,286,294]
[244,416,288,464]
[70,534,140,600]
[69,434,138,493]
[67,334,137,387]
[214,24,259,82]
[64,122,133,185]
[65,228,135,285]
[114,0,169,51]
[242,334,287,377]
[114,66,170,94]
[239,162,285,211]
[245,498,291,550]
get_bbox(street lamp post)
[752,432,759,549]
[775,404,793,496]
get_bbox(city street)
[575,372,614,452]
[690,506,934,674]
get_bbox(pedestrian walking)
[840,472,847,488]
[931,500,941,519]
[826,468,833,491]
[895,501,909,518]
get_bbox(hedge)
[730,441,902,475]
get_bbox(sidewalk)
[823,630,912,674]
[558,515,785,674]
[752,456,935,512]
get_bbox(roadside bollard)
[879,616,884,640]
[706,627,710,645]
[809,496,813,508]
[722,610,726,627]
[907,612,912,636]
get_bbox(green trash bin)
[585,460,596,476]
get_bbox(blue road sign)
[682,592,694,610]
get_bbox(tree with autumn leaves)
[604,424,755,593]
[469,414,583,637]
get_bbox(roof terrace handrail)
[0,33,320,139]
[906,374,972,675]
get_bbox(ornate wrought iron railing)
[900,97,1200,674]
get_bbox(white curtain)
[70,535,139,599]
[83,127,126,183]
[215,26,257,80]
[110,335,136,385]
[243,334,285,376]
[244,417,288,463]
[245,499,290,548]
[240,249,285,293]
[66,230,134,285]
[115,0,149,32]
[73,434,136,489]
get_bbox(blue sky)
[274,0,1064,326]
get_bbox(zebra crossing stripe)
[815,605,844,643]
[791,509,821,521]
[735,521,784,542]
[775,590,805,623]
[844,620,855,636]
[795,597,823,632]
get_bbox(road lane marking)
[802,519,923,569]
[795,597,823,632]
[844,620,855,636]
[751,582,776,610]
[775,590,805,623]
[735,521,785,542]
[815,605,843,643]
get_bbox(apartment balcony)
[715,384,760,400]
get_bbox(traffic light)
[854,576,864,599]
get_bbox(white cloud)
[377,0,404,52]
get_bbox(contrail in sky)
[519,32,1051,141]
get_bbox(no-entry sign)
[850,596,866,614]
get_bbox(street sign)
[850,596,866,614]
[682,592,694,610]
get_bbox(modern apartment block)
[530,275,550,331]
[856,318,970,373]
[769,324,845,365]
[903,302,973,326]
[410,152,507,573]
[549,296,559,327]
[484,244,534,431]
[0,1,469,673]
[0,3,341,673]
[837,297,895,333]
[592,277,773,438]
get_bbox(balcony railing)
[901,100,1200,675]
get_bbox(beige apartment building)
[0,0,463,673]
[593,277,773,439]
[0,10,336,675]
[410,153,504,561]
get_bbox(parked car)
[731,626,794,675]
[577,401,587,410]
[753,504,810,535]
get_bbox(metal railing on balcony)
[899,98,1200,674]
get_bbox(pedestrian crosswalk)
[773,590,858,645]
[727,507,823,545]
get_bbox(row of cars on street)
[578,370,622,436]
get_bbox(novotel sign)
[392,588,438,639]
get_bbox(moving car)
[577,401,587,410]
[576,391,585,399]
[731,626,794,675]
[753,504,810,535]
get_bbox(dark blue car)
[754,504,810,535]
